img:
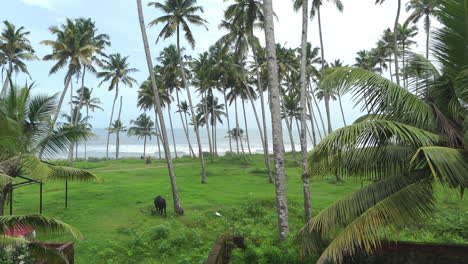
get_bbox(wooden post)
[65,179,68,208]
[40,182,43,215]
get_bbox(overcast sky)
[1,0,431,131]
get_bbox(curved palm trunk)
[176,26,207,183]
[116,96,123,159]
[393,0,402,86]
[167,105,178,158]
[242,99,252,155]
[300,0,312,222]
[263,0,289,241]
[176,92,195,157]
[106,84,119,159]
[223,90,233,154]
[154,111,162,159]
[338,94,347,127]
[137,0,184,215]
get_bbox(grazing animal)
[154,196,166,217]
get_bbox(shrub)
[149,224,170,240]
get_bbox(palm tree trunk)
[324,95,333,134]
[143,135,147,158]
[389,55,394,82]
[106,84,119,159]
[253,56,273,183]
[176,25,207,184]
[85,106,89,161]
[425,22,430,59]
[338,94,347,127]
[137,0,184,215]
[1,62,12,97]
[176,92,195,157]
[203,92,213,162]
[183,111,194,157]
[281,96,298,163]
[393,0,402,86]
[116,96,123,159]
[74,68,86,125]
[403,43,407,89]
[307,94,317,147]
[154,111,162,159]
[263,0,289,241]
[223,90,233,154]
[308,81,327,135]
[167,105,178,159]
[235,97,246,158]
[300,0,312,222]
[242,99,252,155]
[0,184,11,216]
[68,80,75,167]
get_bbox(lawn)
[11,154,468,263]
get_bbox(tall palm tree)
[136,0,184,215]
[0,21,37,97]
[97,53,137,159]
[148,0,208,183]
[406,0,441,59]
[196,94,225,156]
[72,87,103,160]
[176,100,196,157]
[299,1,467,262]
[262,0,289,241]
[329,59,348,126]
[41,18,98,127]
[109,119,126,159]
[397,23,418,89]
[128,114,157,158]
[376,0,402,86]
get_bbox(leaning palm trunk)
[176,92,195,157]
[235,97,246,158]
[106,84,119,159]
[263,0,289,241]
[223,90,233,154]
[299,0,312,222]
[137,0,184,215]
[176,26,207,183]
[116,96,123,159]
[307,94,318,146]
[338,94,347,126]
[281,96,298,163]
[1,62,12,97]
[308,82,327,136]
[167,105,178,158]
[253,57,273,183]
[154,111,162,159]
[242,99,252,155]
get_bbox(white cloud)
[20,0,74,10]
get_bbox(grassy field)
[11,154,468,263]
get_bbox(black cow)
[154,196,166,217]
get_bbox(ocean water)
[66,127,321,159]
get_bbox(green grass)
[11,154,468,263]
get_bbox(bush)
[149,224,170,240]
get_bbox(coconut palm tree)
[72,87,103,160]
[108,119,126,159]
[397,23,418,89]
[0,83,101,215]
[226,128,245,149]
[299,1,467,262]
[329,59,348,126]
[196,94,225,156]
[175,100,195,157]
[128,114,157,158]
[148,0,208,183]
[0,21,37,97]
[41,18,98,128]
[97,53,138,159]
[406,0,441,59]
[136,0,184,215]
[261,0,289,241]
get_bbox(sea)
[64,127,321,160]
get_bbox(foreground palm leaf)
[299,1,467,263]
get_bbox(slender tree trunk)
[176,26,207,184]
[74,68,86,124]
[106,84,119,159]
[154,111,162,159]
[176,92,195,157]
[309,82,327,136]
[263,0,289,241]
[223,90,233,154]
[393,0,402,86]
[85,106,89,161]
[183,111,194,157]
[203,92,213,162]
[242,99,252,155]
[253,57,273,183]
[116,96,123,159]
[389,55,394,82]
[338,94,347,127]
[67,80,75,167]
[235,97,246,158]
[137,0,184,214]
[300,0,312,222]
[281,97,298,163]
[307,94,317,147]
[425,22,430,59]
[324,95,333,134]
[1,62,12,97]
[143,135,147,158]
[402,43,407,89]
[0,184,11,216]
[167,105,178,158]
